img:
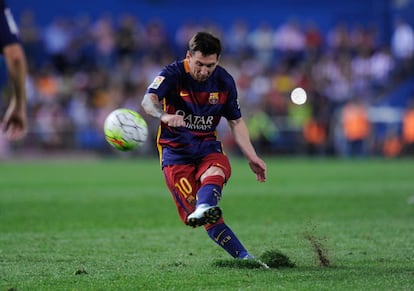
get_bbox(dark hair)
[188,31,222,57]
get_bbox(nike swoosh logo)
[180,91,189,97]
[214,229,226,242]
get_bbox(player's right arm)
[141,93,185,127]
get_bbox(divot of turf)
[259,249,295,268]
[212,249,295,269]
[213,259,266,269]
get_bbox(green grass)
[1,157,414,290]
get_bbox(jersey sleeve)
[146,64,179,101]
[0,1,20,49]
[222,74,242,121]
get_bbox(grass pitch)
[1,157,414,290]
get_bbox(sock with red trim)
[196,175,224,207]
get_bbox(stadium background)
[1,0,414,158]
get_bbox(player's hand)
[248,157,267,182]
[160,113,186,127]
[1,101,27,141]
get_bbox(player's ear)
[186,50,191,59]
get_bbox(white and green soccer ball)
[104,108,148,151]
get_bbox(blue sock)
[207,223,249,258]
[196,184,221,207]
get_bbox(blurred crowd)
[1,10,414,158]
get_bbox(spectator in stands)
[144,19,172,61]
[391,18,414,77]
[247,22,275,67]
[326,22,352,54]
[351,49,373,99]
[247,107,278,154]
[341,98,371,157]
[225,19,252,61]
[304,20,323,57]
[369,45,395,93]
[91,14,116,68]
[303,117,327,156]
[115,14,143,60]
[18,9,44,68]
[312,53,353,110]
[43,16,73,73]
[402,100,414,155]
[273,18,306,66]
[382,129,402,158]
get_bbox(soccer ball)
[104,108,148,151]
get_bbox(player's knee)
[201,173,225,188]
[201,165,227,187]
[206,165,225,176]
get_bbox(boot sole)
[187,206,222,228]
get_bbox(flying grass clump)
[74,265,88,275]
[213,249,294,269]
[259,249,295,268]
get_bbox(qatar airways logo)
[176,110,214,131]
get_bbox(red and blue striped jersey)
[147,59,241,166]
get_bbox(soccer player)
[0,0,28,141]
[141,31,267,259]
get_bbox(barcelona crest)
[209,92,219,104]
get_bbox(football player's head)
[186,32,221,82]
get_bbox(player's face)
[186,51,219,82]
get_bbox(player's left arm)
[228,117,267,182]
